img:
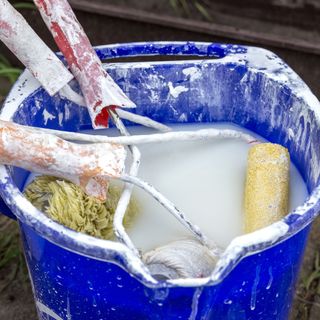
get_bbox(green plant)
[13,2,36,10]
[303,252,320,292]
[169,0,212,21]
[0,216,28,293]
[0,54,22,85]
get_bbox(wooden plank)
[69,0,320,55]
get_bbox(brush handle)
[0,0,73,95]
[0,119,126,201]
[34,0,135,128]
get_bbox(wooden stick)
[34,0,135,128]
[0,120,126,201]
[0,0,73,95]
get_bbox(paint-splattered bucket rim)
[0,41,319,288]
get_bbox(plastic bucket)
[0,42,319,320]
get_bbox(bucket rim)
[0,41,319,288]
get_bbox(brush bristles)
[24,176,139,240]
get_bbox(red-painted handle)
[34,0,135,128]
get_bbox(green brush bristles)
[24,176,139,240]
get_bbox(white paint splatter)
[183,67,201,81]
[287,128,294,139]
[58,112,63,127]
[188,287,203,320]
[42,109,56,125]
[266,267,273,290]
[250,266,261,311]
[168,82,188,98]
[36,301,63,320]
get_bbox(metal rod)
[58,87,170,132]
[108,109,142,256]
[22,122,257,145]
[121,174,209,247]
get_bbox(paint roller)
[244,143,290,233]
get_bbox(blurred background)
[0,1,319,319]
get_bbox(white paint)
[183,67,201,81]
[58,112,63,127]
[188,287,203,320]
[87,123,307,252]
[168,82,188,98]
[36,300,63,320]
[266,267,273,290]
[250,266,261,311]
[287,128,295,139]
[43,109,56,125]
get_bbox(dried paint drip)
[24,176,139,240]
[244,143,290,233]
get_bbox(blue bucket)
[0,41,319,320]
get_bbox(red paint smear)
[93,100,102,111]
[50,22,81,70]
[94,107,109,128]
[35,0,50,16]
[0,21,13,36]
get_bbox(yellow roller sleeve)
[244,143,290,233]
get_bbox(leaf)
[303,268,320,291]
[0,54,11,66]
[0,68,22,83]
[13,2,36,10]
[170,0,179,10]
[194,1,212,21]
[179,0,191,15]
[315,251,320,270]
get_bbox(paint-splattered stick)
[0,120,126,201]
[34,0,135,128]
[0,0,73,95]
